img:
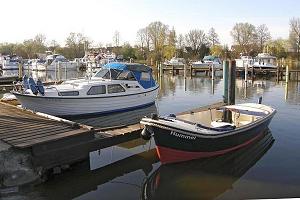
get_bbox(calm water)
[1,69,300,199]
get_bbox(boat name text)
[170,131,196,140]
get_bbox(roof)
[103,62,152,72]
[203,55,218,60]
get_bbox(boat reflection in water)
[141,130,274,200]
[73,104,158,170]
[70,103,158,128]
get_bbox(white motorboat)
[12,62,159,117]
[253,53,277,69]
[235,56,253,69]
[163,57,185,67]
[0,55,22,70]
[30,52,78,71]
[192,55,222,69]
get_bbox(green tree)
[164,27,177,59]
[267,39,288,58]
[147,21,169,62]
[121,43,136,60]
[65,32,90,59]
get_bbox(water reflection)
[69,104,157,128]
[142,130,274,200]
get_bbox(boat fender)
[168,114,176,118]
[151,113,158,120]
[258,96,262,104]
[36,79,45,96]
[141,126,152,140]
[28,77,38,95]
[22,74,30,89]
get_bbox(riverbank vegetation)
[0,17,299,64]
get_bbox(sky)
[0,0,299,47]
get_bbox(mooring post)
[286,65,289,83]
[54,62,57,83]
[172,65,174,76]
[58,61,61,81]
[184,64,186,79]
[228,60,236,105]
[160,63,163,77]
[276,63,279,83]
[211,63,215,80]
[18,63,23,79]
[245,63,248,82]
[65,63,67,80]
[190,64,193,77]
[223,60,229,104]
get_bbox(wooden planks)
[0,102,92,148]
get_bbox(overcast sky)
[0,0,299,46]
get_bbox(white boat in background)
[30,51,78,71]
[0,55,22,70]
[12,62,159,117]
[163,57,185,67]
[253,53,277,69]
[235,56,253,69]
[192,55,222,69]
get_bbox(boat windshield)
[93,69,122,79]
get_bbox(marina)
[0,63,299,199]
[1,0,300,198]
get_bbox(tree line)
[0,17,300,63]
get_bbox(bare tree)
[289,17,300,60]
[185,29,207,57]
[177,34,185,49]
[113,30,120,47]
[231,23,257,54]
[136,28,146,50]
[136,27,150,59]
[207,27,220,47]
[256,24,271,52]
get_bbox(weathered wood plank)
[14,129,93,148]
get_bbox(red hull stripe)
[156,132,264,164]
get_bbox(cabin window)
[107,84,125,93]
[117,71,136,81]
[140,72,150,81]
[94,69,109,78]
[87,85,106,95]
[58,91,79,96]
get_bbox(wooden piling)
[211,64,215,80]
[223,60,229,104]
[276,64,279,82]
[172,65,174,76]
[65,63,67,80]
[244,64,248,82]
[184,64,186,79]
[286,65,289,83]
[228,60,236,105]
[18,63,23,79]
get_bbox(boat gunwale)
[11,85,159,100]
[141,108,276,138]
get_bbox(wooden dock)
[160,64,300,81]
[0,101,144,171]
